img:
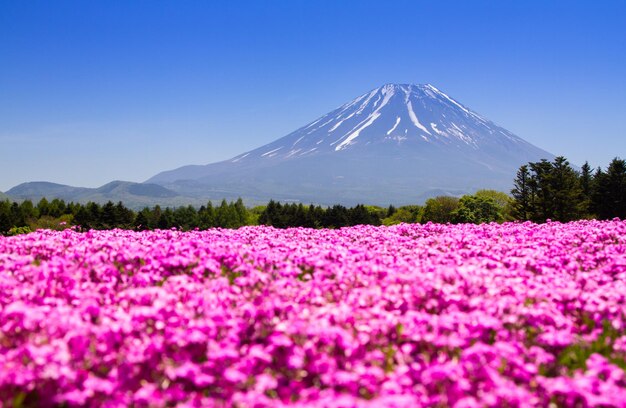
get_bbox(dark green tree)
[511,165,532,220]
[528,159,554,221]
[323,205,349,228]
[101,201,117,228]
[158,208,174,229]
[512,157,583,222]
[593,158,626,219]
[134,209,150,231]
[19,200,37,220]
[115,201,135,228]
[199,202,216,229]
[549,156,583,222]
[0,200,13,233]
[259,200,280,226]
[173,205,198,230]
[37,198,50,217]
[579,161,593,216]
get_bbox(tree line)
[511,157,626,222]
[0,198,254,235]
[1,157,624,235]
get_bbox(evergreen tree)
[158,208,174,229]
[348,204,370,226]
[579,161,593,216]
[19,200,37,223]
[259,200,279,226]
[0,200,12,233]
[151,205,163,229]
[73,206,92,230]
[549,156,582,222]
[134,209,150,231]
[528,159,553,222]
[37,198,50,217]
[102,201,117,228]
[115,201,135,228]
[48,199,67,217]
[511,165,532,220]
[199,202,216,229]
[173,205,198,230]
[593,158,626,219]
[233,198,248,227]
[323,205,349,228]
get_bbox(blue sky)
[1,0,625,191]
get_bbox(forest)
[1,156,625,235]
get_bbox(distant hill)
[7,182,90,199]
[147,83,554,205]
[5,181,204,209]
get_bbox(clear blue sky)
[1,0,625,191]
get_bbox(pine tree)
[594,158,626,219]
[102,201,117,228]
[134,210,150,231]
[234,198,247,227]
[548,156,582,222]
[579,161,593,216]
[528,159,553,222]
[511,165,532,220]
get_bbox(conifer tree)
[579,161,593,216]
[511,165,532,220]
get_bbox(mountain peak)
[147,83,553,205]
[227,81,496,156]
[373,82,440,92]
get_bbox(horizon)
[2,1,626,191]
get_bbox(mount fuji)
[148,83,553,205]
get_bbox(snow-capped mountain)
[148,84,554,205]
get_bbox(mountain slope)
[5,181,198,209]
[148,84,553,205]
[7,182,90,199]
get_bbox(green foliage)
[7,226,32,236]
[452,194,503,224]
[579,161,593,215]
[382,205,422,225]
[421,196,460,223]
[259,201,382,229]
[475,190,513,220]
[248,205,266,225]
[28,214,73,231]
[592,157,626,219]
[512,156,585,222]
[512,156,626,222]
[556,320,625,374]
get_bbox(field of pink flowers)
[1,221,626,407]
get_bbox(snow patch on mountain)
[387,117,401,135]
[261,147,283,157]
[335,112,381,151]
[406,100,432,136]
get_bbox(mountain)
[5,181,202,209]
[7,182,90,199]
[148,83,554,205]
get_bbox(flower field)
[1,221,626,407]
